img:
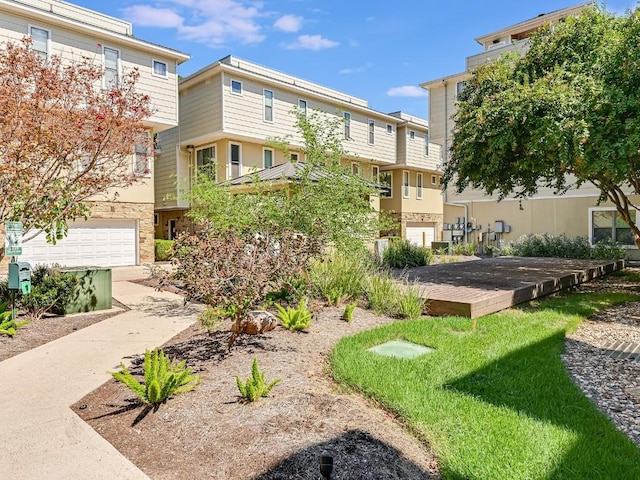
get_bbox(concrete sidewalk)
[0,277,201,479]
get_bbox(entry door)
[168,219,177,240]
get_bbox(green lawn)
[331,292,640,479]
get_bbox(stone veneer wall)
[0,201,155,270]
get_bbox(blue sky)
[72,0,637,118]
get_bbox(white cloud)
[122,5,183,28]
[285,34,339,50]
[274,14,303,32]
[387,85,428,98]
[121,1,266,48]
[339,62,373,74]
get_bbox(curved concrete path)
[0,269,201,479]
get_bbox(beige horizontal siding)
[180,73,222,140]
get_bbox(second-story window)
[456,81,467,97]
[197,146,215,168]
[424,134,429,156]
[417,173,423,200]
[386,124,393,134]
[298,99,307,117]
[263,148,274,168]
[264,89,274,122]
[152,60,167,78]
[409,130,415,141]
[231,79,242,95]
[230,142,242,178]
[104,46,120,87]
[368,119,375,145]
[403,171,410,198]
[30,26,50,62]
[134,134,151,177]
[380,171,392,198]
[343,112,351,139]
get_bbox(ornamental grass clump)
[236,357,281,402]
[383,239,433,268]
[111,348,200,408]
[275,298,313,331]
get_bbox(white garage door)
[21,219,137,267]
[406,227,435,248]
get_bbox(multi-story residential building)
[155,55,442,245]
[420,2,640,259]
[2,0,189,267]
[380,112,443,246]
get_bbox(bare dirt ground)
[73,306,440,479]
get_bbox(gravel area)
[562,268,640,448]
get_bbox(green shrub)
[341,301,358,322]
[154,239,174,261]
[198,306,227,331]
[111,348,200,408]
[236,357,281,402]
[367,273,402,315]
[275,298,312,331]
[505,234,627,260]
[397,283,426,319]
[309,250,371,305]
[20,269,78,318]
[383,240,433,268]
[0,301,28,336]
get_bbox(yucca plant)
[111,348,200,408]
[236,357,281,402]
[0,301,28,337]
[275,298,312,331]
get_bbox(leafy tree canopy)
[0,38,152,251]
[446,6,640,248]
[186,109,393,253]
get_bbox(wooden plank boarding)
[402,258,625,319]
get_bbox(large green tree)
[446,6,640,248]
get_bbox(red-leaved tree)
[0,38,152,254]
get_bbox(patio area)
[403,257,625,318]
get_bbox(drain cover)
[367,340,434,359]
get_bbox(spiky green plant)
[275,298,312,331]
[236,357,281,402]
[0,301,28,336]
[341,301,358,322]
[111,348,200,407]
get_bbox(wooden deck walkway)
[401,257,625,319]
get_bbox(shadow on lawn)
[446,332,640,479]
[253,429,437,479]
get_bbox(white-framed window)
[231,79,242,95]
[589,207,637,246]
[152,59,168,78]
[291,152,299,162]
[196,145,216,179]
[229,142,242,178]
[103,46,120,88]
[351,162,360,176]
[409,130,415,140]
[431,174,437,185]
[439,176,443,185]
[133,133,151,177]
[372,165,379,183]
[456,81,467,96]
[417,173,423,200]
[264,89,274,122]
[368,119,375,145]
[380,171,392,198]
[344,112,351,139]
[298,99,307,117]
[402,171,410,198]
[263,148,274,168]
[386,124,393,135]
[424,134,429,156]
[29,25,50,62]
[77,154,92,173]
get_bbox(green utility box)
[61,267,112,314]
[431,241,452,254]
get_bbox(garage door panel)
[406,227,435,248]
[21,220,137,267]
